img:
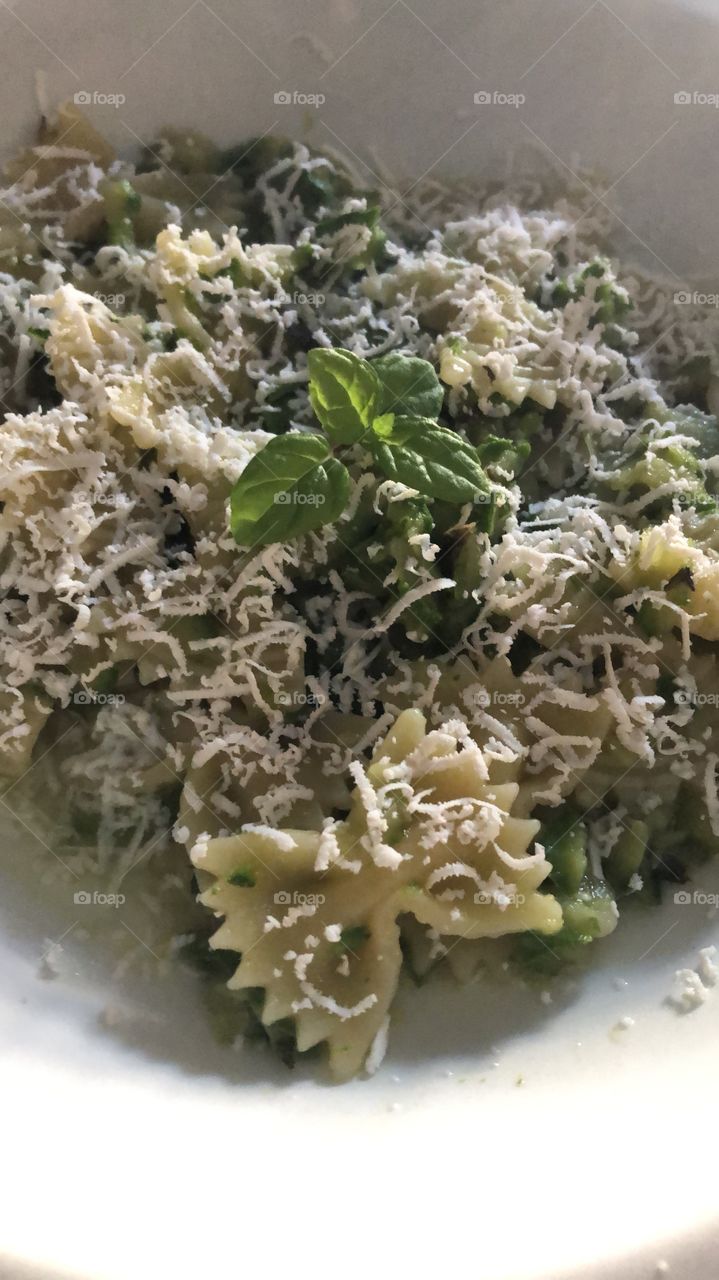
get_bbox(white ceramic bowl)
[1,3,719,1277]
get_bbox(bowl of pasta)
[2,0,719,1277]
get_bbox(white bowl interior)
[1,2,719,1278]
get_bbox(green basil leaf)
[230,434,350,547]
[372,412,395,438]
[307,347,379,444]
[369,415,490,503]
[372,352,444,419]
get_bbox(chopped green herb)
[338,925,370,952]
[227,867,256,888]
[102,178,142,249]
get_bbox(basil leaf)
[372,352,444,419]
[369,415,490,503]
[307,347,379,444]
[230,434,350,547]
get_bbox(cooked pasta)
[193,709,561,1077]
[1,104,718,1076]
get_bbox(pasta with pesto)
[193,709,561,1078]
[1,104,719,1077]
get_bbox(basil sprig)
[230,347,490,547]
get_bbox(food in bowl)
[2,103,718,1077]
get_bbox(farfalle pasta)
[0,107,718,1077]
[192,710,561,1077]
